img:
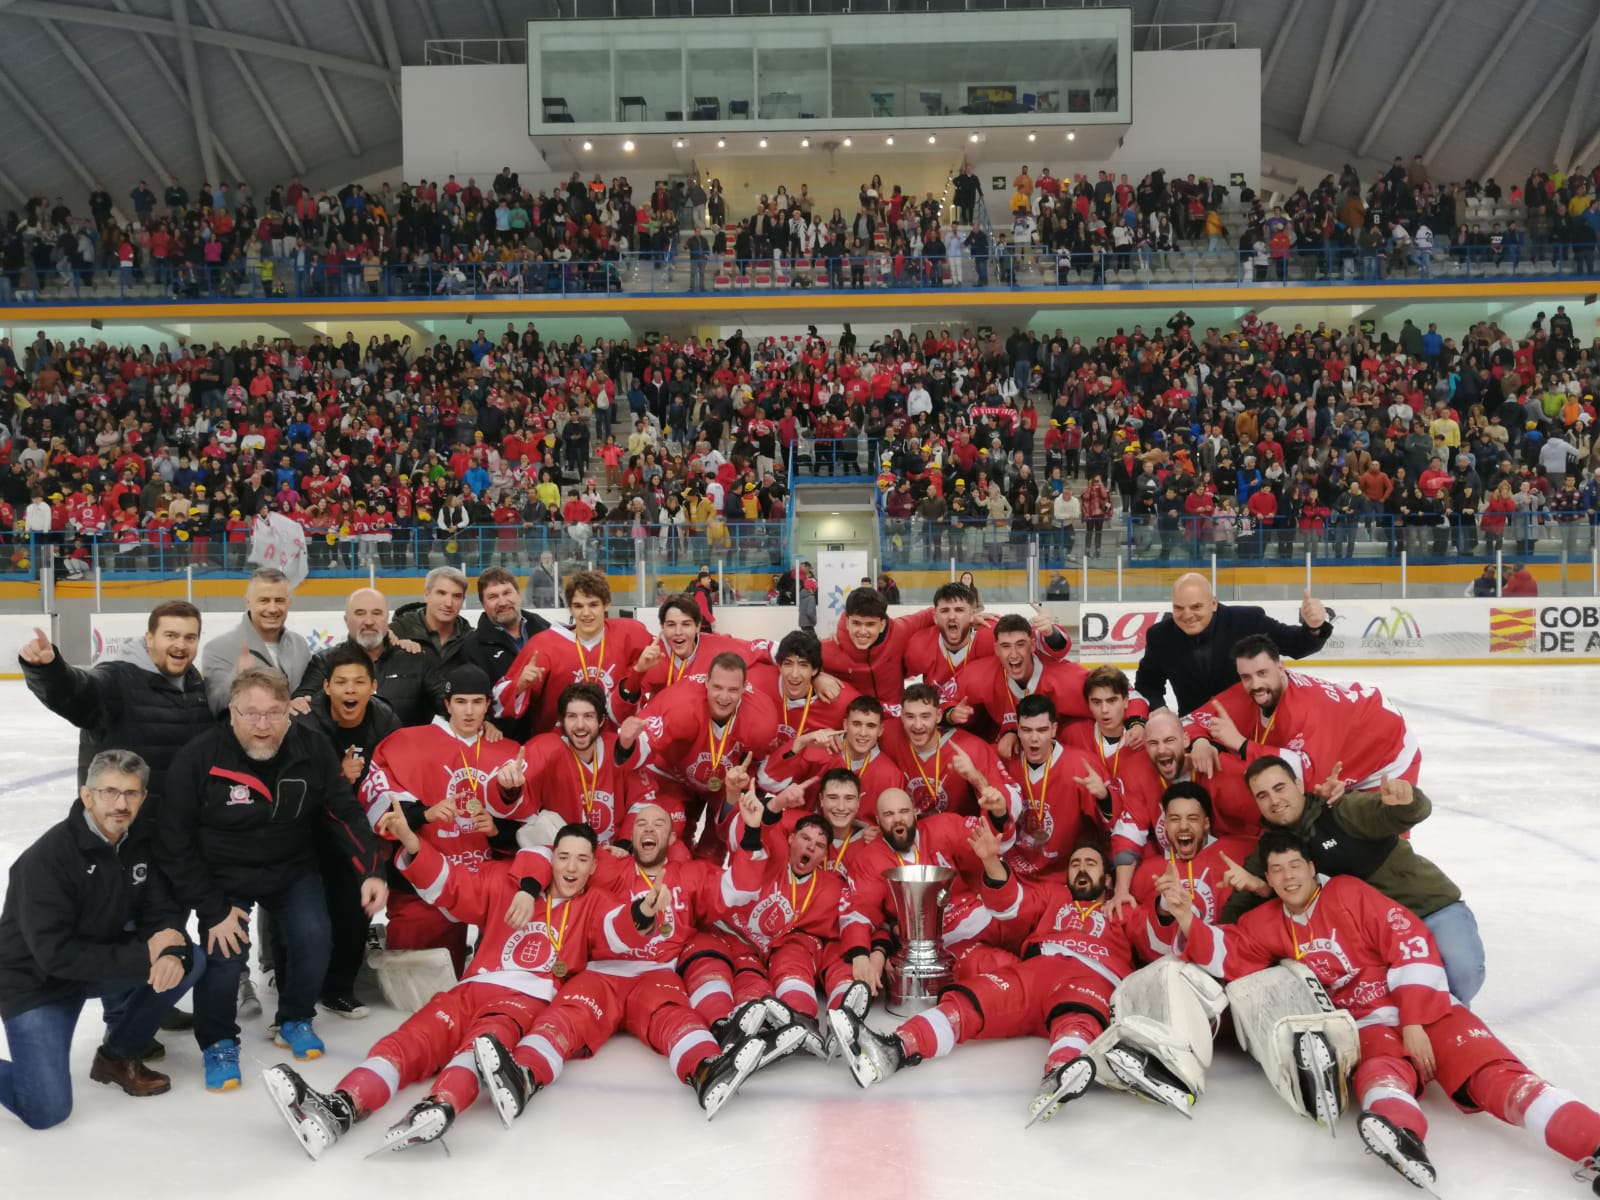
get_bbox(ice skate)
[712,998,770,1051]
[1025,1057,1095,1127]
[1359,1110,1438,1192]
[1105,1046,1196,1118]
[472,1033,541,1129]
[827,1002,913,1090]
[761,998,828,1061]
[262,1064,356,1161]
[1295,1030,1346,1135]
[377,1099,455,1154]
[691,1033,766,1120]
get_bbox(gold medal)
[706,775,724,793]
[465,796,484,817]
[551,959,569,979]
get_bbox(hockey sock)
[512,1032,568,1088]
[773,977,820,1020]
[667,1030,722,1082]
[1043,1012,1103,1072]
[1356,1062,1428,1141]
[337,1057,400,1115]
[896,1000,967,1061]
[1471,1064,1600,1162]
[683,960,736,1025]
[428,1050,481,1113]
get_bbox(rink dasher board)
[1079,597,1600,664]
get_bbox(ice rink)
[1,665,1597,1200]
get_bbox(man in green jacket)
[1218,754,1484,1003]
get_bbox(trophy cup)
[883,864,957,1016]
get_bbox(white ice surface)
[0,667,1597,1200]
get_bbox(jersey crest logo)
[227,784,252,805]
[501,923,558,973]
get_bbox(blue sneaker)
[274,1020,325,1061]
[203,1039,242,1092]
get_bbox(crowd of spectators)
[6,153,1600,302]
[6,301,1600,579]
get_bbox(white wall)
[402,65,557,191]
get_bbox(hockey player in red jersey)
[680,790,847,1063]
[469,802,777,1123]
[484,682,635,845]
[757,695,906,809]
[817,586,937,712]
[746,629,857,743]
[358,665,522,972]
[615,652,785,858]
[841,785,1017,994]
[900,582,999,710]
[1128,783,1256,958]
[830,827,1173,1127]
[612,595,779,716]
[1186,633,1420,791]
[1173,831,1600,1195]
[954,614,1130,760]
[1005,694,1106,882]
[1141,709,1261,839]
[882,683,1018,816]
[494,570,653,734]
[262,817,625,1158]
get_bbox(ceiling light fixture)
[622,139,635,152]
[716,137,726,148]
[927,135,936,144]
[800,137,810,148]
[1027,132,1037,143]
[886,135,895,145]
[758,137,768,148]
[581,140,593,151]
[1067,130,1076,141]
[969,132,979,143]
[674,138,685,148]
[843,136,852,147]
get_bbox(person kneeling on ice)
[262,814,636,1158]
[829,824,1216,1126]
[1171,831,1600,1195]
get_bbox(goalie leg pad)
[1225,962,1359,1122]
[1094,960,1228,1096]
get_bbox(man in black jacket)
[0,750,200,1129]
[18,600,209,796]
[389,566,474,709]
[158,667,387,1092]
[1133,573,1331,714]
[292,645,402,1019]
[294,587,431,727]
[466,566,550,739]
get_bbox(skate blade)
[703,1038,767,1122]
[366,1129,452,1160]
[1024,1059,1094,1129]
[826,1008,873,1088]
[261,1068,332,1162]
[1359,1115,1439,1195]
[472,1039,522,1130]
[757,1024,809,1070]
[1106,1052,1195,1119]
[1297,1034,1340,1139]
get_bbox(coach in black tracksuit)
[158,667,386,1060]
[1133,573,1333,714]
[0,750,200,1129]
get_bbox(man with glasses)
[157,667,387,1093]
[0,750,201,1129]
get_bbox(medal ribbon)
[544,894,571,952]
[790,689,815,740]
[1285,885,1323,960]
[910,739,943,808]
[707,712,736,775]
[666,634,695,686]
[1253,710,1278,746]
[788,869,819,920]
[575,630,607,682]
[1023,751,1052,825]
[829,830,854,871]
[568,743,599,819]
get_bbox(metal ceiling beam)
[36,18,173,183]
[370,0,403,70]
[1296,0,1350,144]
[193,0,307,175]
[1556,9,1600,169]
[0,162,29,207]
[480,0,505,40]
[344,0,399,113]
[1358,0,1457,156]
[269,0,361,158]
[170,0,218,185]
[0,1,396,82]
[1326,0,1379,95]
[1573,123,1600,170]
[108,0,244,183]
[1259,0,1305,92]
[1482,31,1589,180]
[0,61,102,196]
[1143,0,1169,52]
[412,0,440,42]
[1422,0,1540,164]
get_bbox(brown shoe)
[90,1050,172,1097]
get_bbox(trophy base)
[885,958,953,1017]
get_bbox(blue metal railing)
[876,512,1597,569]
[5,241,1599,306]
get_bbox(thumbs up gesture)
[1300,588,1327,628]
[18,626,54,666]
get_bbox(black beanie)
[443,663,492,699]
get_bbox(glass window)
[615,47,685,122]
[687,46,753,122]
[540,46,612,125]
[755,47,827,120]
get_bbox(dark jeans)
[0,948,202,1129]
[318,840,371,1000]
[193,870,330,1050]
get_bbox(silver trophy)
[883,864,957,1016]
